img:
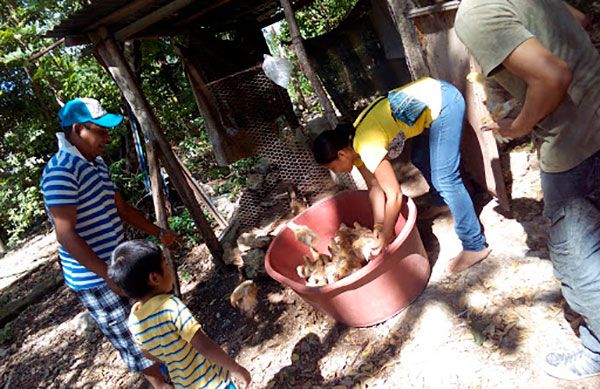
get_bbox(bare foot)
[418,204,450,220]
[447,247,492,273]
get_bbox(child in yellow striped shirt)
[108,240,251,389]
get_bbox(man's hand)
[159,228,179,248]
[105,277,126,297]
[481,118,532,139]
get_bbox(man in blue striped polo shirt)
[41,98,177,388]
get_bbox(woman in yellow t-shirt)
[312,77,489,272]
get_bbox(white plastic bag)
[262,54,293,89]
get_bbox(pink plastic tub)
[265,190,430,327]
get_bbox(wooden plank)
[173,0,233,27]
[147,141,182,297]
[177,47,248,165]
[122,39,183,297]
[114,0,197,41]
[86,0,157,32]
[173,152,228,228]
[89,27,225,268]
[280,0,337,129]
[464,61,510,211]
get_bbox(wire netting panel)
[207,66,354,232]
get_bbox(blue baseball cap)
[58,98,124,128]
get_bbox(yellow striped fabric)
[129,294,231,389]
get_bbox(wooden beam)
[114,0,197,41]
[86,0,157,31]
[147,141,182,296]
[177,46,247,165]
[122,39,183,297]
[385,0,430,79]
[279,0,337,129]
[89,27,225,268]
[173,0,233,27]
[174,153,228,228]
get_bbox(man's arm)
[114,192,177,246]
[486,38,572,138]
[49,205,123,294]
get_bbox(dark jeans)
[411,81,487,251]
[541,150,600,354]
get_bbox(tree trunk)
[89,28,224,269]
[279,0,337,129]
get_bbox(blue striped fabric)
[41,134,124,290]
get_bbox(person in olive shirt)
[455,0,600,380]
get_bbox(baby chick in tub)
[292,222,380,286]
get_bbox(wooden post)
[176,46,250,165]
[279,0,337,129]
[385,0,430,79]
[173,153,228,228]
[0,238,6,257]
[123,39,182,296]
[89,27,225,269]
[147,141,182,296]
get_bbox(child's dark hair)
[108,240,163,299]
[311,122,356,164]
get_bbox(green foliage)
[108,159,148,205]
[168,209,202,248]
[0,0,125,244]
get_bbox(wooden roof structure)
[46,0,311,44]
[42,0,329,273]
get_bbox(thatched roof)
[47,0,311,44]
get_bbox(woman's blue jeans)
[542,151,600,354]
[411,81,487,251]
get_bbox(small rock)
[247,173,264,191]
[253,158,273,175]
[237,232,272,250]
[73,311,96,336]
[0,347,8,358]
[223,244,243,267]
[242,248,267,279]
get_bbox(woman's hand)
[371,224,394,257]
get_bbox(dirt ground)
[1,144,599,389]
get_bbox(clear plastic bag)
[262,54,293,89]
